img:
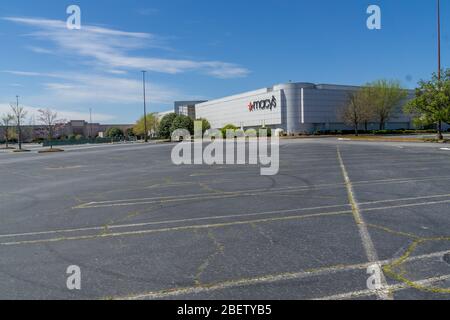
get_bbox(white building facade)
[195,82,417,134]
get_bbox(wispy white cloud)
[4,16,250,79]
[3,70,51,77]
[2,70,192,106]
[26,46,55,54]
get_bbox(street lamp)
[142,70,149,143]
[16,95,22,150]
[89,108,93,139]
[437,0,444,139]
[437,0,441,80]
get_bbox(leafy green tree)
[170,115,194,136]
[370,80,408,130]
[404,70,450,140]
[133,113,159,138]
[157,113,178,139]
[105,127,124,138]
[360,86,378,131]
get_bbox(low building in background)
[0,120,134,143]
[64,121,133,138]
[175,101,206,119]
[157,101,207,121]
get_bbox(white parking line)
[75,175,450,209]
[2,197,450,246]
[2,194,450,241]
[111,250,450,300]
[337,146,390,300]
[316,274,450,300]
[0,203,352,239]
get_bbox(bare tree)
[1,114,14,149]
[340,90,373,136]
[10,103,27,150]
[37,108,65,149]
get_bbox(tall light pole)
[89,108,93,139]
[437,0,443,139]
[16,95,22,150]
[142,70,149,143]
[437,0,441,80]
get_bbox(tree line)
[341,71,450,140]
[340,79,408,135]
[132,113,211,140]
[1,104,64,150]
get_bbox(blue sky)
[0,0,448,124]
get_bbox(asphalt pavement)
[1,138,450,300]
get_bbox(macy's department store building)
[168,82,429,134]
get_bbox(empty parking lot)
[1,139,450,300]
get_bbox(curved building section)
[276,82,315,133]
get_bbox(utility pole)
[142,70,149,143]
[438,0,441,80]
[437,0,443,139]
[89,108,93,139]
[30,114,35,141]
[16,95,22,150]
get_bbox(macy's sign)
[248,96,277,112]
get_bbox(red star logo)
[248,102,254,112]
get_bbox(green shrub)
[260,127,272,137]
[221,124,239,138]
[126,128,135,137]
[105,127,124,138]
